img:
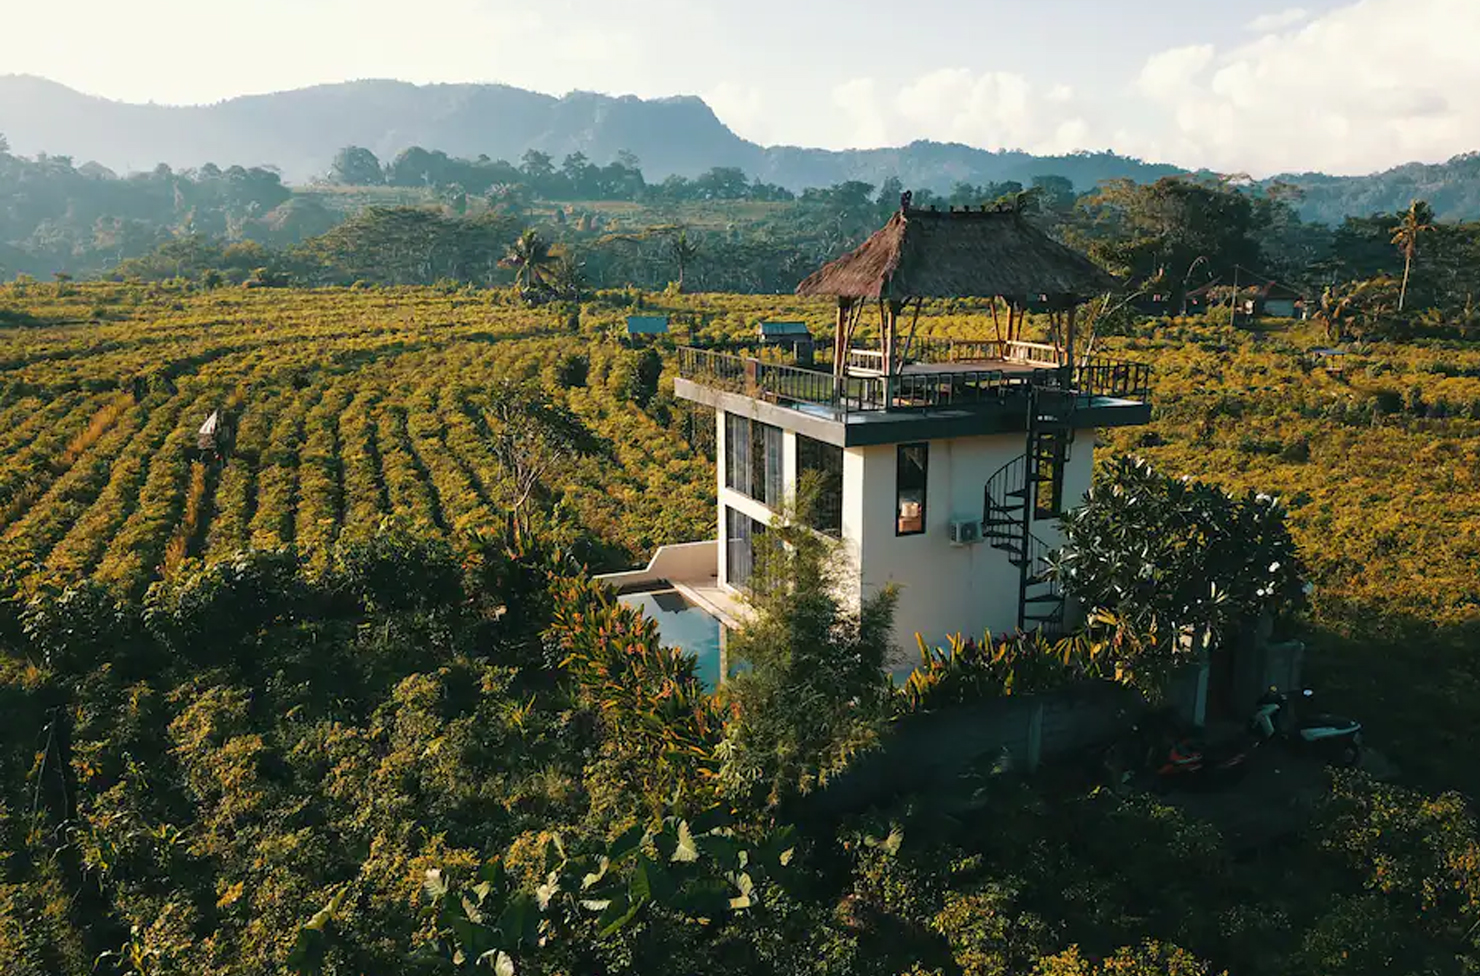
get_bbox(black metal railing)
[678,346,1151,416]
[1075,356,1153,402]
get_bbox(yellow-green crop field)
[2,282,1478,789]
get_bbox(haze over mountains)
[0,74,1182,189]
[4,74,1480,224]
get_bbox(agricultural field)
[1,281,1478,792]
[0,282,751,599]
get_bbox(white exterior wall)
[714,408,1100,666]
[851,434,1025,664]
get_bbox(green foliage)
[547,574,724,818]
[424,815,797,971]
[1052,456,1306,692]
[900,631,1111,713]
[719,490,896,807]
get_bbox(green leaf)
[423,868,449,901]
[543,833,566,873]
[695,832,742,871]
[672,879,731,920]
[581,855,610,890]
[630,854,675,905]
[287,890,345,975]
[671,820,700,863]
[536,872,561,911]
[606,824,645,862]
[596,893,641,936]
[497,892,539,947]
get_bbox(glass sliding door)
[725,506,766,590]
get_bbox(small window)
[896,443,928,536]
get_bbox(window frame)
[895,442,929,537]
[797,434,843,537]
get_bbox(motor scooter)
[1250,687,1362,766]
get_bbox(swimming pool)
[619,589,724,690]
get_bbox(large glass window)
[797,434,843,537]
[724,413,752,497]
[723,413,782,508]
[896,443,929,536]
[725,506,766,590]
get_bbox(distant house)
[625,315,669,338]
[756,321,815,365]
[1124,277,1173,317]
[1257,281,1305,319]
[1186,276,1307,320]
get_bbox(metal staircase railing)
[981,386,1073,635]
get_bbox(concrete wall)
[595,540,717,592]
[795,680,1143,821]
[852,434,1025,663]
[715,406,1104,664]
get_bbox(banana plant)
[423,813,796,972]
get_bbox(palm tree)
[1391,199,1435,312]
[500,229,556,300]
[668,230,699,292]
[546,253,587,303]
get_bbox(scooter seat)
[1302,713,1360,731]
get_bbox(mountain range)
[0,74,1183,190]
[3,74,1480,223]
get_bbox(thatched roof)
[795,207,1118,302]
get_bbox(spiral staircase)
[981,387,1076,635]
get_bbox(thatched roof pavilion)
[797,206,1116,302]
[797,200,1118,377]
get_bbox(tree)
[669,229,699,291]
[546,251,587,302]
[484,379,602,534]
[1391,198,1435,311]
[519,149,555,185]
[499,228,557,299]
[1051,456,1306,695]
[329,146,383,185]
[1072,176,1264,314]
[718,484,898,806]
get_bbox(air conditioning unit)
[948,518,984,546]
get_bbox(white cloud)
[1247,8,1309,32]
[1136,45,1215,102]
[1134,0,1480,175]
[832,78,892,148]
[705,82,769,140]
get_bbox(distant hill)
[5,75,1480,222]
[1264,153,1480,225]
[0,75,1180,192]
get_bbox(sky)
[2,0,1476,177]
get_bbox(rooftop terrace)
[675,337,1152,446]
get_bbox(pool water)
[619,589,723,690]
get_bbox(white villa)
[605,198,1152,666]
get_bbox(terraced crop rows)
[0,283,718,596]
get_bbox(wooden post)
[833,299,851,380]
[1063,302,1077,387]
[883,300,903,377]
